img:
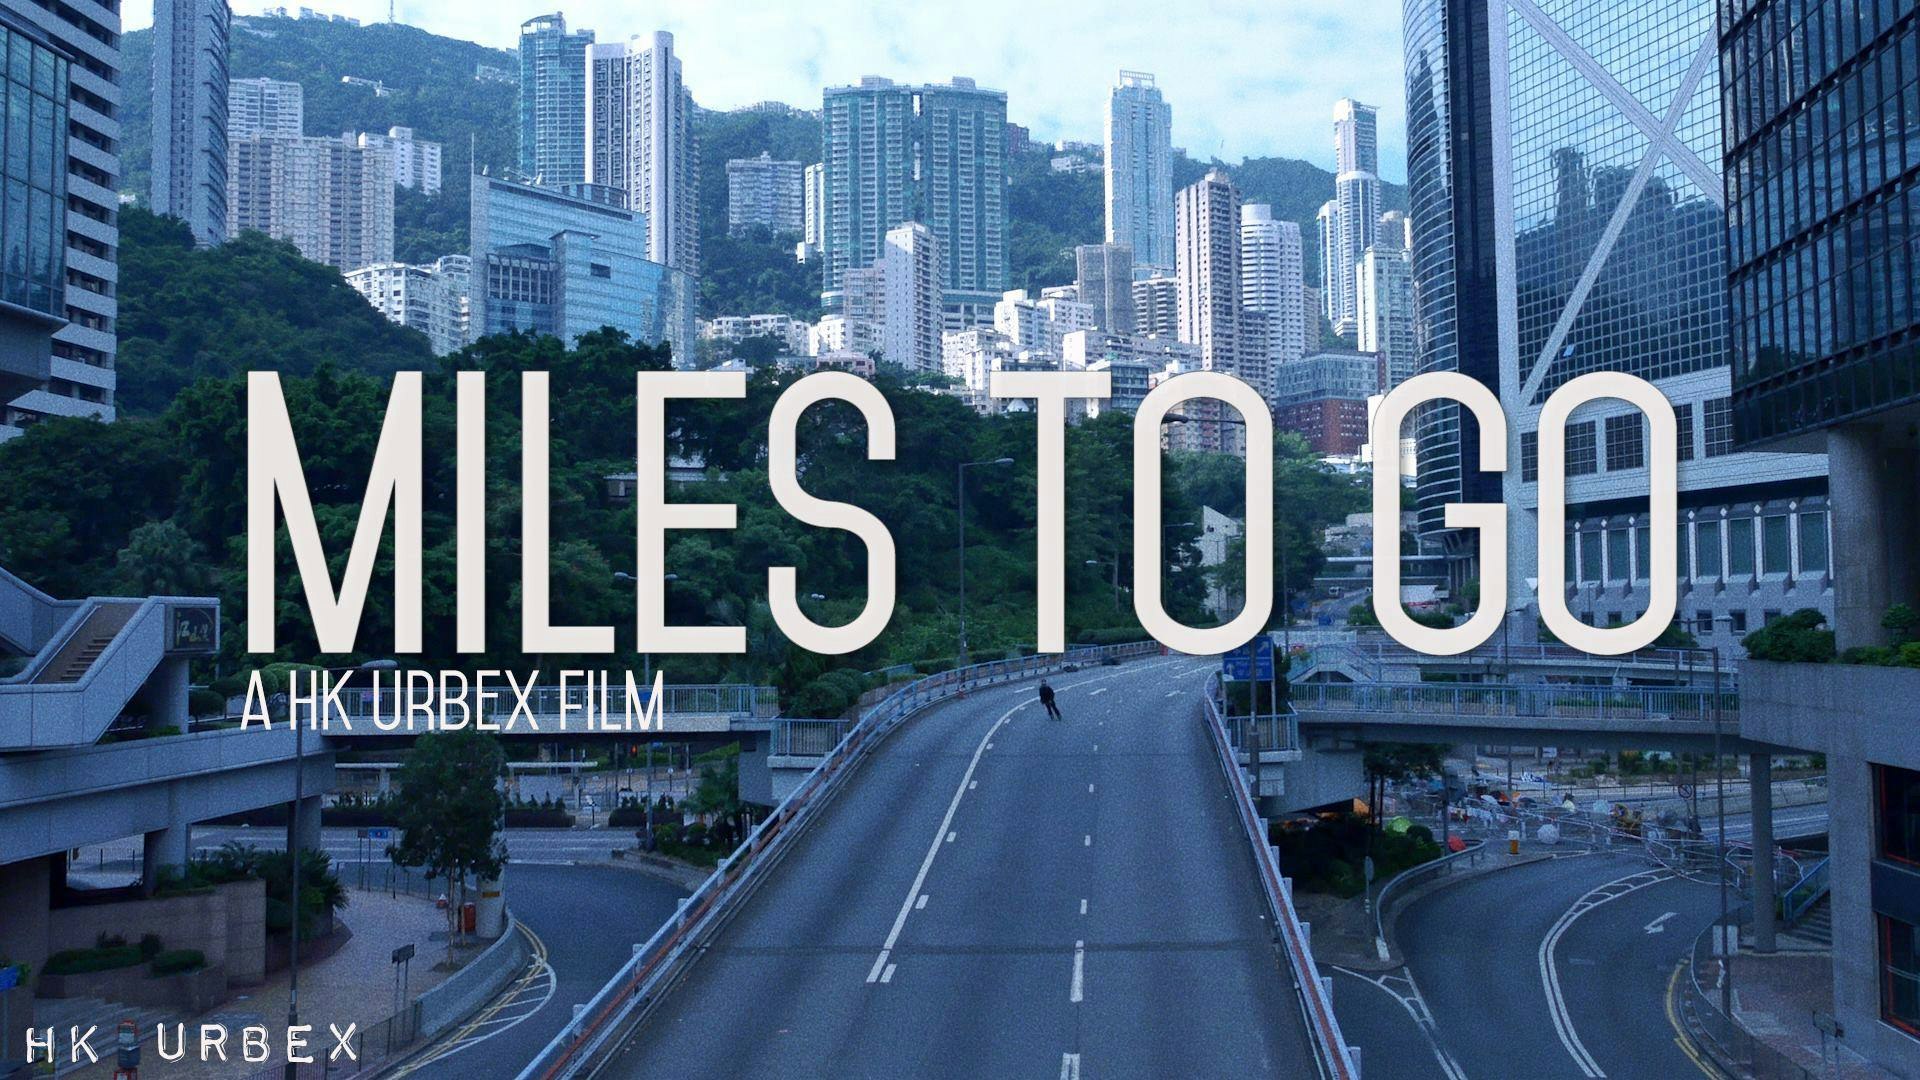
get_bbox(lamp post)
[957,457,1014,661]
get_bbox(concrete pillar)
[288,794,323,855]
[137,657,191,732]
[1749,753,1776,954]
[1827,424,1920,650]
[142,824,192,894]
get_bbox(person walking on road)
[1038,681,1063,720]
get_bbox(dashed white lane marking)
[946,831,957,843]
[1088,783,1096,794]
[1083,835,1092,847]
[969,780,978,790]
[916,894,928,910]
[1088,687,1108,697]
[986,742,995,749]
[1165,690,1180,698]
[881,963,897,984]
[1070,940,1086,1003]
[1059,1053,1081,1080]
[1079,898,1088,915]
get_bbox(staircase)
[49,633,113,684]
[1780,893,1834,951]
[30,996,184,1075]
[29,602,137,686]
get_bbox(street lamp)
[957,457,1015,661]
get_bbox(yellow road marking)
[1664,960,1718,1077]
[390,922,551,1077]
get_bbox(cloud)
[125,0,1409,179]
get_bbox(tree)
[1363,743,1445,827]
[686,752,746,850]
[389,730,509,959]
[113,521,215,597]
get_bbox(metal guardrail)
[514,642,1161,1080]
[1200,672,1359,1080]
[770,717,848,756]
[1780,856,1830,925]
[1371,840,1487,957]
[1680,917,1822,1080]
[302,683,782,729]
[1292,681,1741,722]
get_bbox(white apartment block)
[228,77,303,138]
[726,152,804,235]
[1064,330,1199,416]
[586,31,699,274]
[703,313,812,356]
[228,135,395,271]
[1132,275,1179,338]
[882,222,942,371]
[1240,204,1307,403]
[345,258,468,356]
[812,314,881,358]
[1356,245,1415,390]
[993,289,1094,361]
[942,327,1017,396]
[355,127,442,195]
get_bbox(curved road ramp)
[513,647,1358,1079]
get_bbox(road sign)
[365,827,393,842]
[391,944,415,964]
[0,965,18,992]
[1222,638,1276,681]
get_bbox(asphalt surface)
[1332,852,1719,1080]
[598,655,1322,1080]
[399,863,691,1080]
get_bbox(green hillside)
[123,15,1402,315]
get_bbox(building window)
[1798,511,1829,574]
[1635,524,1650,581]
[1729,518,1756,576]
[1607,528,1630,583]
[1694,610,1712,634]
[1696,520,1722,579]
[1704,398,1735,457]
[1580,530,1602,584]
[1566,421,1598,476]
[1729,610,1748,634]
[1521,431,1538,483]
[1605,414,1644,471]
[1883,916,1920,1037]
[1674,403,1695,462]
[1881,765,1920,867]
[1762,515,1792,574]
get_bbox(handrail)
[1780,856,1830,924]
[514,641,1161,1080]
[1291,680,1741,721]
[1371,840,1487,957]
[1200,672,1358,1080]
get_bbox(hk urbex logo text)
[22,1023,358,1065]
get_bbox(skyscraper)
[517,13,593,185]
[820,77,1007,328]
[227,135,395,271]
[1132,276,1179,339]
[1105,70,1174,278]
[881,222,942,372]
[227,77,302,138]
[150,0,230,247]
[585,32,699,274]
[1356,244,1413,390]
[1403,0,1827,645]
[1075,243,1135,334]
[355,127,442,194]
[1177,170,1266,409]
[1240,205,1307,403]
[0,0,120,439]
[726,152,804,235]
[1324,99,1381,338]
[802,162,825,253]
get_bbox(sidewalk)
[1733,952,1900,1079]
[61,890,455,1079]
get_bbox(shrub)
[188,688,227,718]
[45,945,144,976]
[1743,609,1836,663]
[1884,604,1920,643]
[149,950,206,976]
[138,934,163,961]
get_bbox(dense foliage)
[1006,150,1105,293]
[114,208,436,415]
[700,226,821,321]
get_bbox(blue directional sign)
[1222,638,1276,681]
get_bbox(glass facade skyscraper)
[471,175,695,359]
[1105,70,1174,278]
[1406,0,1828,647]
[149,0,229,248]
[517,13,593,185]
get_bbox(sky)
[124,0,1409,181]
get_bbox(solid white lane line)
[1059,1053,1081,1080]
[1539,869,1674,1077]
[916,894,928,910]
[1070,940,1086,1003]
